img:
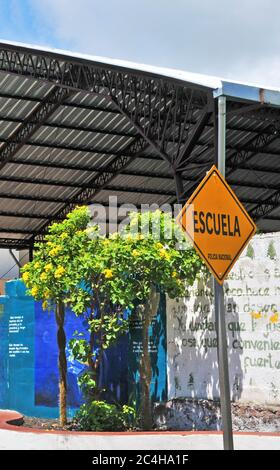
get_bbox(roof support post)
[174,171,185,205]
[29,244,34,262]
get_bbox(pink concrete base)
[1,409,280,437]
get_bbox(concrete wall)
[167,232,280,405]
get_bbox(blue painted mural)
[0,279,167,418]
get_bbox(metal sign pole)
[215,95,234,450]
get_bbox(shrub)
[74,400,136,431]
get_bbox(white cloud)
[29,0,280,88]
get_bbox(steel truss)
[0,44,280,246]
[174,105,280,205]
[0,43,212,243]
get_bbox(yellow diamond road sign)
[177,165,256,284]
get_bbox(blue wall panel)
[128,293,167,406]
[0,279,167,418]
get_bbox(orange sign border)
[177,165,257,284]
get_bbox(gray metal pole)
[215,95,234,450]
[174,171,185,204]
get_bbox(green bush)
[74,400,136,431]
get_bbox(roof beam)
[15,157,280,181]
[0,91,197,125]
[0,210,55,220]
[9,157,167,174]
[0,85,71,172]
[1,110,280,148]
[0,139,164,162]
[0,174,177,195]
[2,165,279,193]
[0,42,210,94]
[0,195,259,237]
[0,192,71,204]
[0,115,136,140]
[249,190,280,221]
[0,90,121,114]
[0,227,39,235]
[262,215,280,221]
[0,238,32,249]
[4,129,279,173]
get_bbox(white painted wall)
[167,232,280,405]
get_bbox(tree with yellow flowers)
[21,206,95,426]
[21,206,133,424]
[22,207,203,430]
[101,210,203,429]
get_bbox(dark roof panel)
[0,40,280,247]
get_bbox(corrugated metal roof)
[0,40,279,247]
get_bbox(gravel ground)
[231,402,280,432]
[154,400,280,432]
[17,402,280,432]
[18,416,79,431]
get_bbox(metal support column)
[29,244,34,262]
[214,95,234,450]
[174,171,185,204]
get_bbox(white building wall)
[167,232,280,405]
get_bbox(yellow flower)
[54,266,66,278]
[43,289,50,299]
[156,242,163,249]
[172,271,177,278]
[42,300,48,311]
[49,245,62,257]
[137,234,144,240]
[45,263,53,272]
[60,232,68,240]
[159,248,170,260]
[40,272,48,281]
[132,249,140,257]
[22,271,29,282]
[31,286,39,297]
[250,311,262,320]
[269,312,279,324]
[103,268,113,279]
[34,262,40,269]
[103,239,110,245]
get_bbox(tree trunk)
[87,293,102,400]
[140,286,160,430]
[88,329,100,400]
[55,300,67,426]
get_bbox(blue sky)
[1,0,280,87]
[0,0,66,48]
